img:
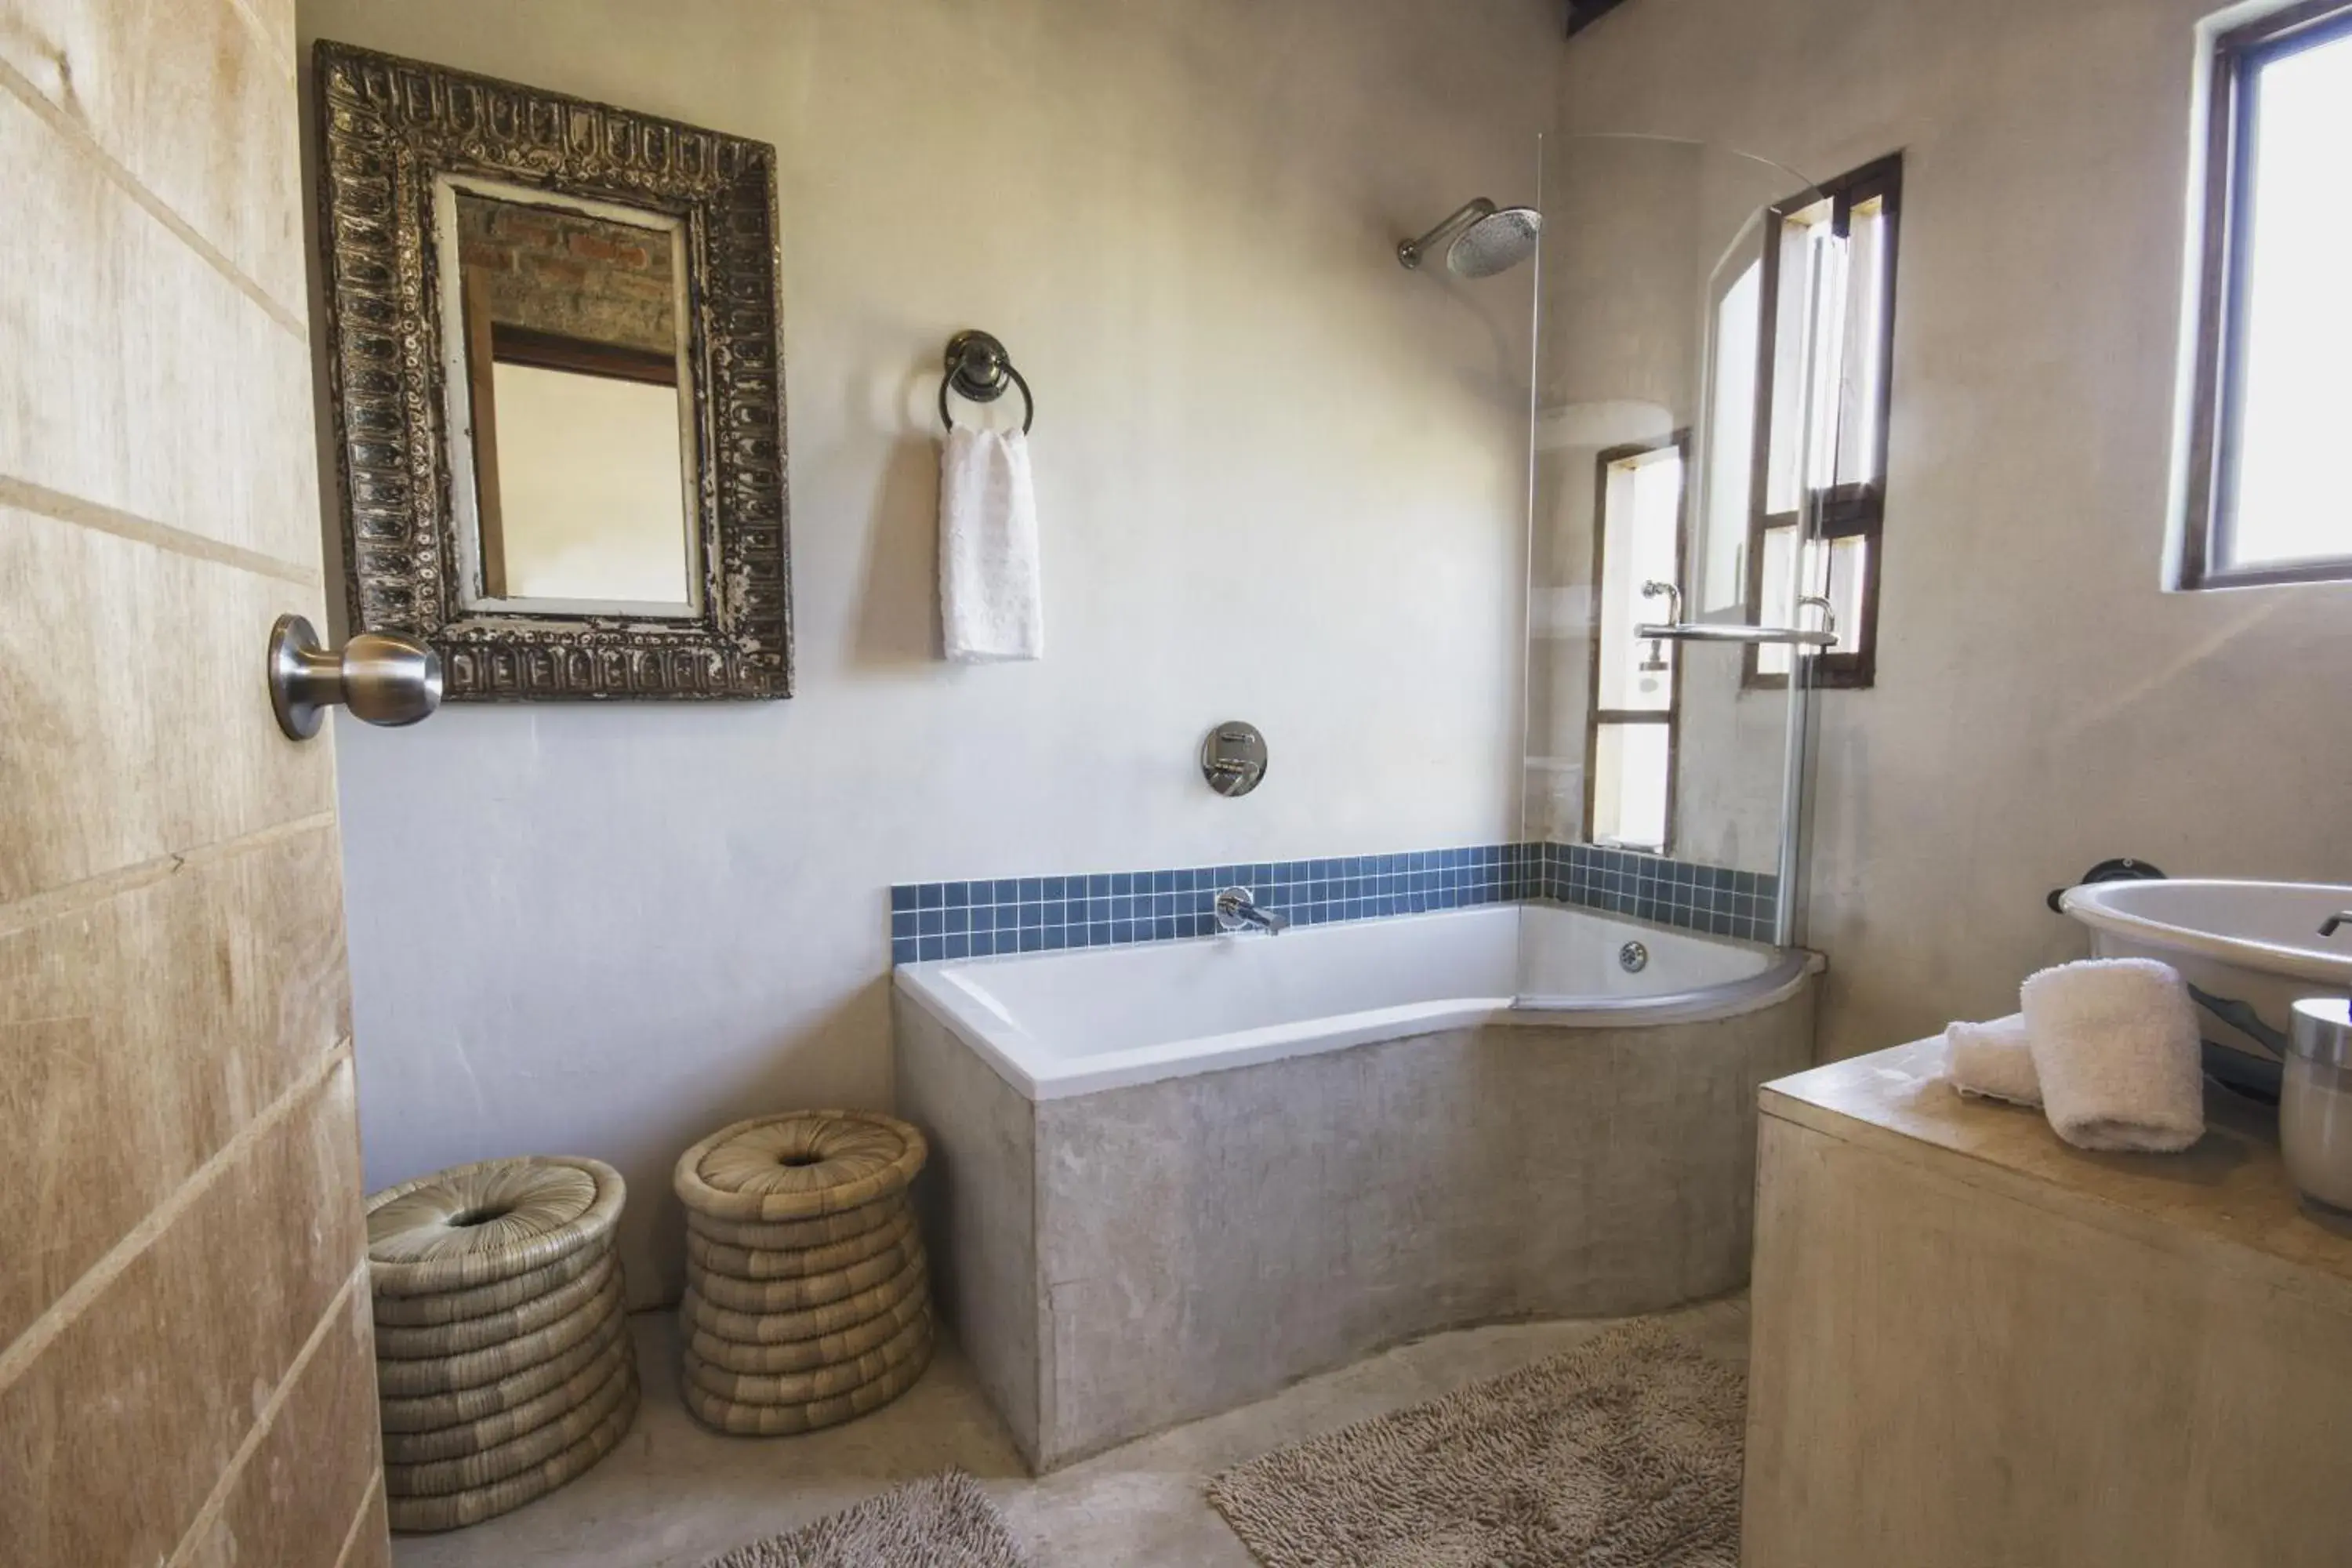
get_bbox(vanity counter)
[1743,1038,2352,1567]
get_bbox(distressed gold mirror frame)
[314,41,792,701]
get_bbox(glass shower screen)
[1521,136,1849,964]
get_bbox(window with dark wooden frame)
[2178,1,2352,589]
[488,323,681,388]
[1584,435,1690,854]
[1721,154,1903,690]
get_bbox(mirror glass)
[434,177,699,615]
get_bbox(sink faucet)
[2322,911,2352,938]
[1214,886,1289,935]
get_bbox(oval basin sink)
[2062,880,2352,1063]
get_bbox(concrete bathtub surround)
[895,902,1816,1469]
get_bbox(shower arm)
[1396,199,1497,270]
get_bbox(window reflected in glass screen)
[1592,723,1671,853]
[1588,443,1683,855]
[2221,23,2352,572]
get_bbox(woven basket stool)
[365,1156,636,1531]
[678,1250,928,1345]
[672,1111,933,1435]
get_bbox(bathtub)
[893,901,1819,1472]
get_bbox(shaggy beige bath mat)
[701,1472,1029,1568]
[1207,1319,1744,1567]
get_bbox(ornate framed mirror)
[314,42,791,701]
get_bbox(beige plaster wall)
[298,0,1559,1300]
[1558,0,2352,1059]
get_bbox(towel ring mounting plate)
[938,329,1034,434]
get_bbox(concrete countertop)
[1760,1038,2352,1301]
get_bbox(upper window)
[1700,154,1903,688]
[2180,2,2352,588]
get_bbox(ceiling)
[1566,0,1638,38]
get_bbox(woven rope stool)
[679,1250,929,1345]
[385,1374,640,1534]
[672,1111,934,1435]
[684,1203,916,1280]
[366,1156,635,1532]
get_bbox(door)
[0,3,390,1563]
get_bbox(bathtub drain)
[1618,941,1649,974]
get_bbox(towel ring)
[938,329,1034,434]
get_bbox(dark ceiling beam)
[1567,0,1639,37]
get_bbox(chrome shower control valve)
[1200,721,1269,797]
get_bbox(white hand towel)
[2020,958,2205,1152]
[1944,1014,2042,1107]
[939,426,1044,662]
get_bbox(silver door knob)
[268,614,442,740]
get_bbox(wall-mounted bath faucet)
[1215,887,1289,935]
[2322,911,2352,938]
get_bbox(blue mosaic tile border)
[891,841,1778,964]
[1539,843,1779,944]
[891,844,1539,964]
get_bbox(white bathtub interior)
[895,902,1804,1099]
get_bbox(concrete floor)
[391,1296,1751,1568]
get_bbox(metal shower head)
[1446,206,1543,278]
[1397,198,1543,278]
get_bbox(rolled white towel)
[1944,1014,2042,1107]
[2020,958,2205,1153]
